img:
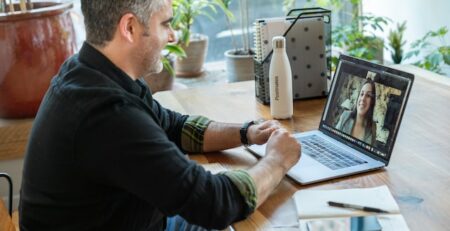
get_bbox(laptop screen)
[320,55,414,163]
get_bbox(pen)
[327,201,389,213]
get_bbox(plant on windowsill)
[332,14,390,66]
[387,21,407,64]
[143,44,186,94]
[404,26,450,76]
[222,0,256,83]
[282,0,296,14]
[310,0,389,68]
[172,0,230,77]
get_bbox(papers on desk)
[201,163,228,174]
[293,186,409,231]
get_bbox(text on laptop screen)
[322,59,412,160]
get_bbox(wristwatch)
[240,120,255,145]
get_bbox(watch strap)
[240,121,255,145]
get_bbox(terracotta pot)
[175,34,208,78]
[225,49,255,83]
[0,2,76,118]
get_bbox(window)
[192,0,357,62]
[70,0,357,63]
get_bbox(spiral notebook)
[253,8,331,104]
[254,17,291,63]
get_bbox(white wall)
[362,0,450,63]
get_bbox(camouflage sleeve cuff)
[222,170,257,212]
[181,115,213,153]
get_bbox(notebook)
[201,163,228,174]
[247,55,414,184]
[293,186,409,231]
[253,8,332,104]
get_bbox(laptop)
[247,55,414,184]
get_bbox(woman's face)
[357,83,374,117]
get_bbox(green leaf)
[180,29,190,46]
[388,21,406,62]
[164,44,186,58]
[282,0,296,14]
[437,26,448,36]
[219,0,232,8]
[407,26,449,74]
[439,46,450,65]
[428,52,443,66]
[404,50,420,60]
[162,57,175,76]
[214,0,234,21]
[172,0,229,46]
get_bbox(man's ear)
[117,13,139,43]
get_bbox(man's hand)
[247,120,281,145]
[264,129,301,172]
[247,128,301,208]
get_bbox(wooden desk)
[0,66,448,230]
[154,75,450,231]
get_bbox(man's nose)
[168,27,176,43]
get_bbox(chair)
[0,173,15,231]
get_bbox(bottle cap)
[272,36,285,49]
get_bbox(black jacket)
[19,43,250,231]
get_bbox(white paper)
[377,214,410,231]
[293,185,400,219]
[201,163,228,174]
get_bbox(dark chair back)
[0,173,13,216]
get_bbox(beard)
[153,59,164,73]
[140,52,164,77]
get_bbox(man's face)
[135,0,175,77]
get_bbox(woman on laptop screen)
[335,78,376,145]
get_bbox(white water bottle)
[269,36,293,119]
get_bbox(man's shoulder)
[37,55,141,127]
[56,54,118,89]
[52,54,130,103]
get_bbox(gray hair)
[81,0,167,47]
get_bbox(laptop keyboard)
[301,135,367,170]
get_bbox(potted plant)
[309,0,388,67]
[333,14,390,65]
[387,21,407,64]
[282,0,295,14]
[172,0,230,77]
[143,44,186,94]
[0,1,76,118]
[405,26,450,75]
[222,0,255,83]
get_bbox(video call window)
[323,61,411,159]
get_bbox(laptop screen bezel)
[318,55,414,165]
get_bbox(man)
[19,0,301,230]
